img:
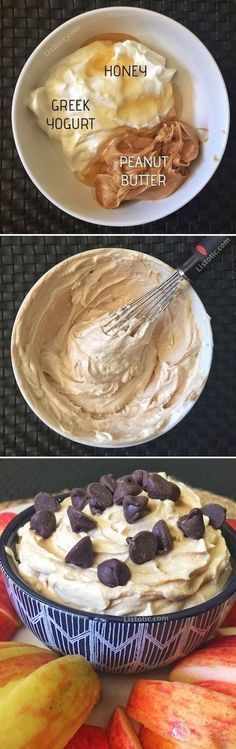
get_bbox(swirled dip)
[11,249,209,444]
[14,474,231,616]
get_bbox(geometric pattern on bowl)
[2,572,233,674]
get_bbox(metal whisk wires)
[101,237,231,337]
[101,269,185,337]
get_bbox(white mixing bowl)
[12,6,229,227]
[11,248,213,448]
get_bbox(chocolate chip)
[127,531,157,564]
[30,510,56,539]
[152,520,173,554]
[147,474,180,502]
[177,508,205,540]
[71,488,88,511]
[99,474,117,494]
[67,506,97,533]
[203,503,226,530]
[34,492,60,513]
[97,558,131,588]
[123,494,148,524]
[65,536,93,568]
[87,482,113,515]
[131,469,149,488]
[113,476,141,505]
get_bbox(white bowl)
[11,248,213,449]
[12,6,229,227]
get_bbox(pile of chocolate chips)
[29,475,226,590]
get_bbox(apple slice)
[0,648,58,687]
[221,601,236,627]
[127,680,236,748]
[194,680,236,697]
[139,726,194,749]
[107,706,142,749]
[0,513,16,535]
[169,635,236,695]
[227,518,236,531]
[0,572,21,625]
[0,655,101,749]
[65,725,109,748]
[218,627,236,636]
[0,642,52,657]
[0,607,21,641]
[0,511,21,638]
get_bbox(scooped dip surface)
[14,471,231,616]
[11,249,208,445]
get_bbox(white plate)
[12,6,229,226]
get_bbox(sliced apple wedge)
[140,726,188,748]
[0,642,52,658]
[0,654,101,749]
[0,513,16,535]
[65,724,109,748]
[0,573,20,621]
[169,635,236,694]
[0,607,21,641]
[138,726,217,749]
[194,680,236,697]
[227,519,236,531]
[0,570,21,639]
[127,680,236,748]
[218,627,236,636]
[107,705,142,749]
[221,602,236,627]
[0,648,57,687]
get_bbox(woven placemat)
[0,234,235,456]
[1,0,236,233]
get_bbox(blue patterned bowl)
[1,507,236,674]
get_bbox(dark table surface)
[1,0,236,234]
[0,457,235,502]
[1,234,235,457]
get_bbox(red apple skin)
[127,680,236,748]
[139,726,188,748]
[0,608,19,641]
[65,725,109,748]
[0,572,21,640]
[195,680,236,697]
[0,511,21,639]
[227,519,236,531]
[0,512,16,535]
[107,706,142,749]
[170,634,236,668]
[0,650,58,686]
[169,636,236,700]
[0,572,21,625]
[222,601,236,627]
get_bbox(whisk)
[102,236,230,337]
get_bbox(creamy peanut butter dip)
[11,249,208,445]
[14,473,231,616]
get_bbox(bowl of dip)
[12,6,229,226]
[11,248,213,449]
[1,471,235,673]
